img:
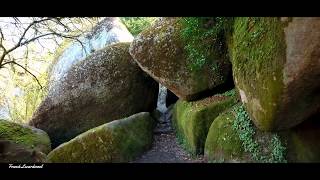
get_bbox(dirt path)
[131,107,207,163]
[132,133,206,163]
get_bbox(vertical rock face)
[129,17,231,101]
[29,43,158,147]
[47,112,154,163]
[49,17,134,88]
[231,17,320,131]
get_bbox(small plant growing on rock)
[180,17,232,72]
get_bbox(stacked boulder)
[29,42,158,148]
[26,18,159,162]
[204,17,320,162]
[4,17,320,163]
[130,17,320,162]
[129,17,236,156]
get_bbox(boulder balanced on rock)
[29,43,158,147]
[129,17,231,101]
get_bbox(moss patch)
[172,91,237,155]
[0,119,51,154]
[47,112,153,163]
[180,17,233,72]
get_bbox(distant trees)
[0,17,102,88]
[0,17,102,122]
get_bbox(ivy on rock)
[232,104,287,163]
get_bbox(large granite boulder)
[49,17,134,88]
[231,17,320,131]
[29,43,158,147]
[47,112,154,163]
[129,17,231,101]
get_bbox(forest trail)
[131,108,206,163]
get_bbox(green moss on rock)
[172,90,237,155]
[204,110,246,162]
[30,42,158,147]
[231,17,287,131]
[231,17,320,131]
[204,104,286,163]
[205,103,320,163]
[0,119,51,154]
[129,17,232,101]
[47,112,154,163]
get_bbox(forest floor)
[131,107,207,163]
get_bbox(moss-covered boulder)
[231,17,320,131]
[205,104,320,163]
[47,112,154,163]
[29,43,158,147]
[129,17,232,101]
[204,107,253,162]
[172,89,237,155]
[0,119,51,154]
[0,140,47,163]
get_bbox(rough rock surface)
[49,17,134,88]
[231,17,320,131]
[30,43,158,147]
[47,112,154,163]
[0,119,51,154]
[129,17,231,101]
[172,90,237,155]
[0,140,47,163]
[204,104,320,162]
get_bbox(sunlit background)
[0,17,158,123]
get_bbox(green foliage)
[232,104,260,161]
[221,89,236,98]
[120,17,158,36]
[232,104,287,163]
[270,135,287,163]
[180,17,233,71]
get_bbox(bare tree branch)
[1,60,42,89]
